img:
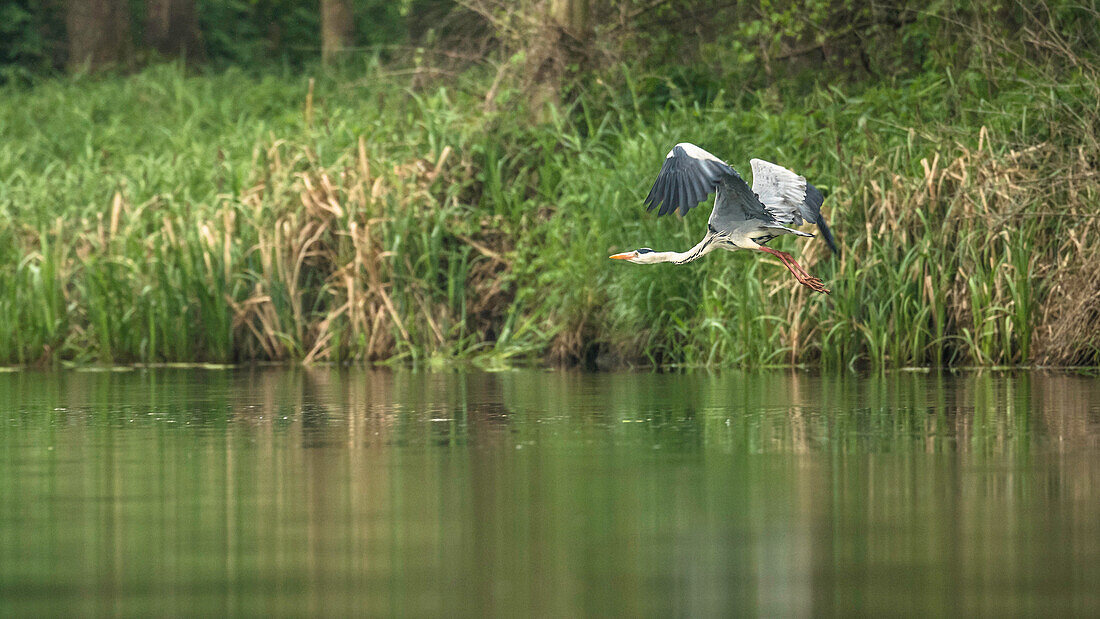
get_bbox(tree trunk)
[66,0,131,71]
[144,0,202,61]
[321,0,354,65]
[551,0,591,38]
[524,0,593,118]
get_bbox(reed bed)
[1,62,1098,368]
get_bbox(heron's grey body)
[612,142,837,293]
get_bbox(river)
[2,369,1098,615]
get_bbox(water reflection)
[1,369,1099,615]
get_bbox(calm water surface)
[2,369,1099,616]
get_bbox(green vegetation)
[2,4,1099,368]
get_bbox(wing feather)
[710,168,771,228]
[750,158,839,254]
[643,143,727,217]
[693,173,711,205]
[643,143,765,224]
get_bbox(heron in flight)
[610,143,837,294]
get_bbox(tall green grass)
[1,61,1098,368]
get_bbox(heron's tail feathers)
[817,217,839,255]
[803,183,839,255]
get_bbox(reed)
[1,57,1098,368]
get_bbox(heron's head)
[609,248,660,264]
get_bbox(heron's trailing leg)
[757,247,831,294]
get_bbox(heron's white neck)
[634,250,694,264]
[636,236,717,265]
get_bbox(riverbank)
[2,57,1098,368]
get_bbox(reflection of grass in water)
[1,369,1096,616]
[0,60,1098,367]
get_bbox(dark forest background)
[8,1,1096,93]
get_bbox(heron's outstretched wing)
[644,143,765,223]
[711,169,771,229]
[749,158,838,254]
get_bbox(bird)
[609,143,838,294]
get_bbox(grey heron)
[610,143,837,294]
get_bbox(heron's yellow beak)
[609,251,636,260]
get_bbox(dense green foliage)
[0,0,417,77]
[2,2,1099,367]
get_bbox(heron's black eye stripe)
[638,248,654,254]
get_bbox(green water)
[1,369,1099,616]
